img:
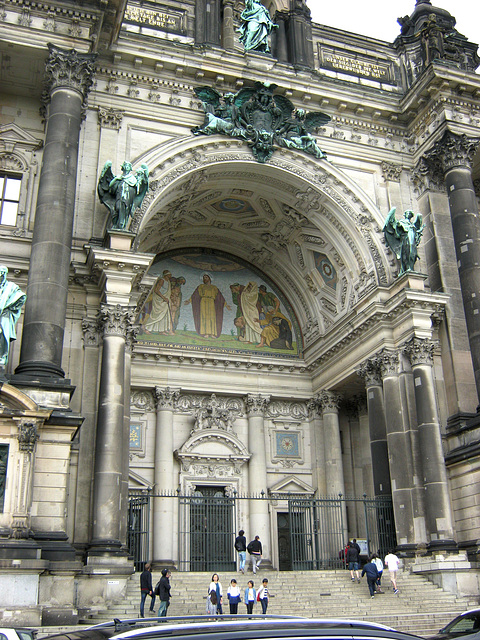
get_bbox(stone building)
[1,0,480,625]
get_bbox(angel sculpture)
[97,160,149,230]
[192,86,254,137]
[383,207,425,275]
[276,107,330,159]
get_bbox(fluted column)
[378,350,415,549]
[404,338,456,549]
[422,131,480,403]
[245,394,271,565]
[89,305,134,558]
[357,359,392,496]
[153,386,180,565]
[16,45,96,379]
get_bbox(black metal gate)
[127,490,151,571]
[179,487,236,572]
[289,497,345,570]
[363,496,396,558]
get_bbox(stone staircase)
[77,569,479,637]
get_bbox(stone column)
[273,11,289,63]
[422,131,480,403]
[357,359,392,496]
[307,399,326,495]
[16,45,96,379]
[222,0,235,51]
[89,304,134,559]
[152,386,180,566]
[378,350,416,550]
[317,391,345,497]
[404,338,456,549]
[245,394,271,566]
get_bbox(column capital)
[82,317,100,348]
[98,304,135,338]
[245,394,270,416]
[357,358,383,386]
[315,390,342,414]
[17,421,39,453]
[403,337,435,367]
[377,349,399,378]
[423,130,480,174]
[154,386,180,411]
[42,44,97,114]
[125,324,140,353]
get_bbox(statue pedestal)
[105,229,136,251]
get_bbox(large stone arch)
[130,137,392,343]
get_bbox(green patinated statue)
[192,82,330,163]
[383,207,425,275]
[97,161,149,230]
[237,0,278,53]
[0,265,26,367]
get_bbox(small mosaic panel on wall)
[137,249,302,357]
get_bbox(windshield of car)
[444,615,480,635]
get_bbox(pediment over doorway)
[175,426,250,475]
[269,475,315,496]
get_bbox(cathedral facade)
[1,0,480,625]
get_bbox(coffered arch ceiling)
[132,138,392,348]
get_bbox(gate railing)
[127,491,395,572]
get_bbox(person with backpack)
[346,540,361,583]
[157,568,172,616]
[234,529,247,574]
[247,535,262,574]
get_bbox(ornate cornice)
[154,386,180,411]
[403,337,435,367]
[42,44,97,116]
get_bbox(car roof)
[41,616,421,640]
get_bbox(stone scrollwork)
[98,304,136,338]
[403,337,435,367]
[81,317,100,348]
[245,394,271,416]
[154,386,180,411]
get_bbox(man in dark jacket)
[235,529,247,573]
[158,568,172,616]
[361,556,379,598]
[346,541,360,583]
[139,562,155,617]
[247,535,262,574]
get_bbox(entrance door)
[189,486,235,572]
[277,512,292,571]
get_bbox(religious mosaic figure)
[97,160,149,229]
[383,207,425,275]
[237,0,278,53]
[184,274,231,338]
[142,270,175,335]
[0,265,26,366]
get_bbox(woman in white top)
[227,578,241,614]
[208,573,223,614]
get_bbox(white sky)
[308,0,479,46]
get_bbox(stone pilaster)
[357,359,392,497]
[421,130,480,404]
[89,305,134,559]
[222,0,235,51]
[307,398,326,495]
[152,386,180,566]
[16,45,96,379]
[378,349,416,549]
[404,337,456,550]
[316,390,345,497]
[245,394,271,566]
[11,421,39,539]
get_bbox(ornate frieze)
[403,337,435,367]
[131,390,154,411]
[42,44,97,116]
[154,386,180,410]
